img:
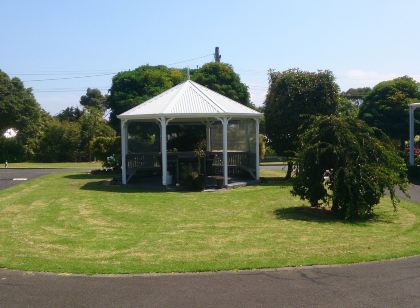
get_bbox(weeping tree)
[264,69,339,178]
[292,115,408,220]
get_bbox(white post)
[222,117,229,186]
[160,117,168,186]
[255,118,260,180]
[409,105,415,166]
[121,120,127,185]
[206,123,211,151]
[245,120,250,152]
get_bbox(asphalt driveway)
[1,256,420,307]
[0,168,88,190]
[405,183,420,202]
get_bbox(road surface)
[1,256,420,307]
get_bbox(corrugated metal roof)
[117,80,262,119]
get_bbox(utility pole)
[214,47,221,63]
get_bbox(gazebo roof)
[117,80,262,120]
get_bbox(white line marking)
[12,178,28,181]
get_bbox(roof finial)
[186,67,190,80]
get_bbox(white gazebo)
[117,80,263,187]
[409,102,420,165]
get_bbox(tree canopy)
[336,96,358,118]
[107,63,253,130]
[79,108,116,160]
[359,76,420,147]
[56,106,82,122]
[80,88,107,112]
[107,65,185,129]
[37,119,81,162]
[292,115,408,220]
[264,69,339,177]
[342,87,371,106]
[191,62,251,107]
[0,70,43,151]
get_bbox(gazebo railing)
[126,153,161,170]
[208,151,256,178]
[126,150,257,183]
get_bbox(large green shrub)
[292,115,408,220]
[91,136,121,162]
[37,120,81,162]
[0,136,25,162]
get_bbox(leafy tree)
[37,119,81,162]
[264,69,339,178]
[91,136,120,162]
[342,87,371,106]
[359,76,420,148]
[191,62,251,107]
[108,63,254,130]
[79,109,116,161]
[0,136,25,162]
[80,88,107,112]
[0,70,43,157]
[56,106,82,122]
[292,115,407,220]
[107,65,184,129]
[337,96,358,118]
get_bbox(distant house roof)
[117,80,262,120]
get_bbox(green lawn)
[260,168,287,177]
[1,162,102,169]
[260,161,286,166]
[0,172,419,274]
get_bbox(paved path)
[0,168,89,190]
[1,256,420,307]
[405,183,420,203]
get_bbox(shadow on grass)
[82,181,166,193]
[260,177,293,188]
[274,206,340,223]
[64,173,166,193]
[274,206,385,225]
[64,173,112,180]
[64,173,233,194]
[63,173,295,194]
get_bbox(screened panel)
[127,121,161,153]
[208,119,257,180]
[210,120,256,152]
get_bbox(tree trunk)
[285,161,293,179]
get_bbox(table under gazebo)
[117,80,263,188]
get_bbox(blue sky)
[1,0,419,114]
